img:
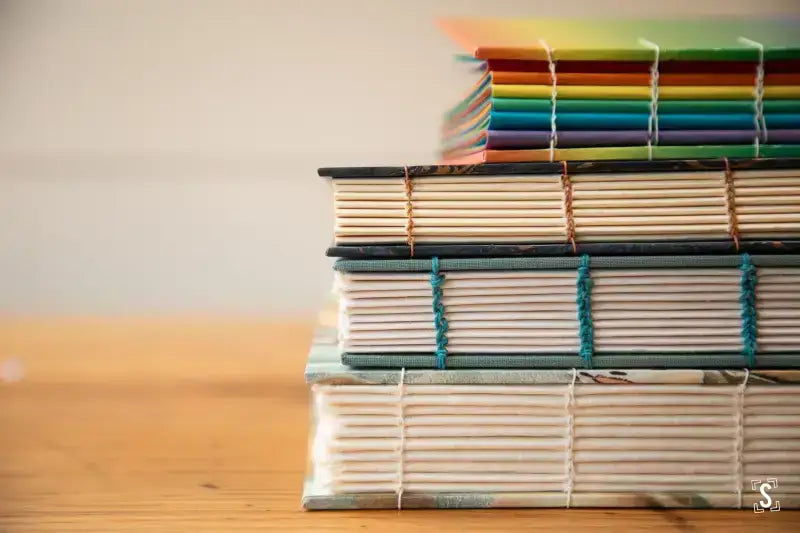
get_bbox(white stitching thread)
[565,368,577,508]
[736,368,750,509]
[540,39,558,162]
[639,38,660,161]
[738,37,767,155]
[396,367,406,509]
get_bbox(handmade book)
[334,254,799,369]
[321,159,800,259]
[303,308,800,510]
[438,18,800,163]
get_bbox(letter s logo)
[758,482,773,510]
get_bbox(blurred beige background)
[1,0,798,315]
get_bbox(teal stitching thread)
[430,256,449,369]
[739,253,758,367]
[576,254,595,368]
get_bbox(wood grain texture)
[1,318,799,531]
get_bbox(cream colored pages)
[337,267,800,354]
[333,170,800,245]
[310,383,800,501]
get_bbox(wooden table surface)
[1,318,798,532]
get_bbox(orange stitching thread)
[561,160,577,253]
[403,166,415,257]
[723,157,741,251]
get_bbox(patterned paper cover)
[318,157,800,179]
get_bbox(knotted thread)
[403,166,415,257]
[738,37,767,153]
[560,160,577,253]
[396,367,406,510]
[639,38,661,160]
[576,254,594,368]
[739,253,758,367]
[430,256,449,369]
[564,368,577,508]
[723,157,741,250]
[735,368,750,509]
[540,39,558,162]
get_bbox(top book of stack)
[440,18,800,163]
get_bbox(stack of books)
[303,18,800,511]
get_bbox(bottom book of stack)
[303,304,800,510]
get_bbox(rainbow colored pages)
[439,19,800,163]
[303,305,800,510]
